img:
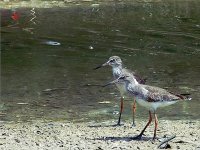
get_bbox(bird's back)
[141,84,190,102]
[123,68,146,84]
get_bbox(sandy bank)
[0,120,199,149]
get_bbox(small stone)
[36,130,42,134]
[35,142,39,146]
[89,46,94,50]
[2,133,6,136]
[14,139,20,143]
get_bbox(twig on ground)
[157,135,176,149]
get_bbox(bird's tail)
[134,75,147,84]
[175,93,192,101]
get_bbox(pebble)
[14,139,20,143]
[35,142,39,146]
[89,46,94,50]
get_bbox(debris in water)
[89,46,94,50]
[17,103,29,105]
[91,4,99,7]
[42,88,67,92]
[11,11,20,21]
[98,101,111,104]
[44,41,61,46]
[30,8,36,25]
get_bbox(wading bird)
[94,56,146,126]
[103,75,191,140]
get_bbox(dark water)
[1,1,200,123]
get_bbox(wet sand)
[0,120,199,149]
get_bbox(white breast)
[112,67,122,79]
[136,98,177,112]
[112,67,127,97]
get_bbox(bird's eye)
[110,59,115,62]
[119,76,125,79]
[119,75,129,80]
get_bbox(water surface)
[1,1,200,122]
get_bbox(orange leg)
[153,113,158,140]
[133,111,152,140]
[132,99,136,126]
[117,97,124,126]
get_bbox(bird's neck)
[130,78,139,85]
[127,80,148,98]
[112,65,123,77]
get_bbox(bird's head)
[94,56,122,70]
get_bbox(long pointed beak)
[102,79,118,87]
[93,62,108,70]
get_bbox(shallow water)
[1,1,200,122]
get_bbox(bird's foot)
[151,136,158,142]
[131,123,136,127]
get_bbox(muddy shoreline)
[0,0,198,9]
[0,120,199,149]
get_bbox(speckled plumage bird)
[94,56,146,126]
[104,75,191,140]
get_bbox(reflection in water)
[1,1,200,122]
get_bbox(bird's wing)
[123,68,147,84]
[142,85,180,102]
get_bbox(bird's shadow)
[88,123,153,141]
[88,124,124,128]
[93,136,152,142]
